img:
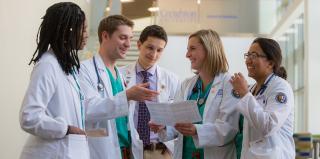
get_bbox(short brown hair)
[189,29,228,77]
[98,15,134,43]
[139,25,167,44]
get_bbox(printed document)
[146,101,202,126]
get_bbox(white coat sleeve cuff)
[192,124,201,148]
[236,92,251,115]
[159,126,177,142]
[158,128,168,142]
[113,91,129,116]
[61,118,69,137]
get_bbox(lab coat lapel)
[184,75,199,100]
[66,75,82,128]
[203,73,225,120]
[125,64,137,89]
[156,66,167,102]
[124,63,139,138]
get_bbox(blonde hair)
[189,29,229,77]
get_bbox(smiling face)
[245,42,274,81]
[186,37,206,72]
[137,36,166,69]
[102,25,133,60]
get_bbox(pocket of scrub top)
[66,134,90,159]
[248,137,281,159]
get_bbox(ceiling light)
[120,0,134,3]
[148,7,159,12]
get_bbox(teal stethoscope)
[71,68,85,129]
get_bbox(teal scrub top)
[235,114,244,159]
[182,78,213,159]
[105,68,131,150]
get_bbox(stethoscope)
[93,56,105,96]
[188,77,213,106]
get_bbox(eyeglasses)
[244,52,267,60]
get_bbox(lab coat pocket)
[248,136,281,159]
[66,134,89,159]
[88,136,112,158]
[20,136,61,159]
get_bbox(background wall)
[158,0,259,34]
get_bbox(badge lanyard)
[188,78,213,106]
[71,68,85,129]
[250,73,274,96]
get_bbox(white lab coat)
[79,54,129,159]
[19,51,90,159]
[20,51,129,159]
[159,73,240,159]
[236,75,295,159]
[119,63,181,159]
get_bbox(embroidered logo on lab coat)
[231,89,241,98]
[217,89,223,96]
[275,92,287,104]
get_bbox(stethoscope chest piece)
[93,56,105,94]
[197,98,205,105]
[97,83,104,93]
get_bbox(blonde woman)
[150,29,240,159]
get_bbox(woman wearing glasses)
[230,38,295,159]
[150,29,240,159]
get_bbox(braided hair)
[29,2,85,75]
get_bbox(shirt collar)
[136,62,157,76]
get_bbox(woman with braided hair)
[19,2,89,159]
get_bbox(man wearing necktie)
[120,25,181,159]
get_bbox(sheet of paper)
[146,101,202,126]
